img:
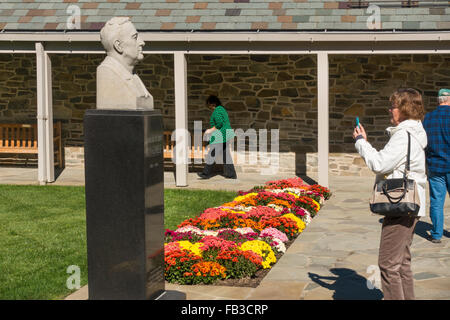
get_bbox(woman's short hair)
[389,88,425,121]
[206,95,222,107]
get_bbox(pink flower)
[265,177,306,189]
[164,242,182,254]
[199,208,228,221]
[260,227,289,243]
[241,206,282,220]
[291,206,308,217]
[199,235,237,251]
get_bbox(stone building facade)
[1,53,449,176]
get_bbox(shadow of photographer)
[308,268,383,300]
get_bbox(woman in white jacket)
[353,88,427,300]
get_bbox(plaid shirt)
[422,104,450,174]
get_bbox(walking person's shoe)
[426,235,442,243]
[197,172,211,179]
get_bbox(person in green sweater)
[198,95,237,179]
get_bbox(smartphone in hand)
[355,117,360,128]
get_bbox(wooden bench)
[163,131,237,167]
[163,131,207,164]
[0,122,62,168]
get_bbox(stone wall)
[1,53,449,176]
[0,54,36,122]
[329,54,450,152]
[184,54,318,154]
[50,53,174,147]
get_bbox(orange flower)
[221,201,239,207]
[191,261,227,279]
[269,199,291,208]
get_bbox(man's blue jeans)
[428,172,450,240]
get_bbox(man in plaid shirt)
[422,88,450,243]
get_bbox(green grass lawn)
[0,185,236,300]
[164,188,236,230]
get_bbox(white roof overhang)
[0,30,449,54]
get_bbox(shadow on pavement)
[379,218,450,240]
[414,220,450,239]
[297,174,318,186]
[308,268,383,300]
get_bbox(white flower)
[235,205,253,212]
[267,204,284,211]
[270,189,284,194]
[201,230,219,237]
[175,225,202,234]
[282,188,302,196]
[175,225,219,237]
[270,238,286,253]
[301,212,312,225]
[234,227,255,235]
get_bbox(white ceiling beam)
[0,31,449,43]
[0,31,449,54]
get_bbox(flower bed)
[164,177,331,285]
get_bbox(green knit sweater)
[209,105,235,144]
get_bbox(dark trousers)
[201,141,237,178]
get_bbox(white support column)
[174,52,188,187]
[317,52,329,188]
[35,42,55,185]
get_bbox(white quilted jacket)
[355,120,428,217]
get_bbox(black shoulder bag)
[369,132,420,216]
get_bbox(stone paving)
[1,167,448,300]
[165,175,450,300]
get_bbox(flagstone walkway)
[165,175,450,300]
[1,167,448,300]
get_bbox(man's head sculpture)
[100,17,145,71]
[96,17,153,110]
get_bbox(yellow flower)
[311,199,320,211]
[282,213,306,232]
[177,241,203,257]
[230,209,246,215]
[240,240,276,269]
[286,192,300,198]
[233,193,257,203]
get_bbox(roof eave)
[1,29,450,42]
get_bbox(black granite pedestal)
[84,109,164,300]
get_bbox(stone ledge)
[62,148,376,177]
